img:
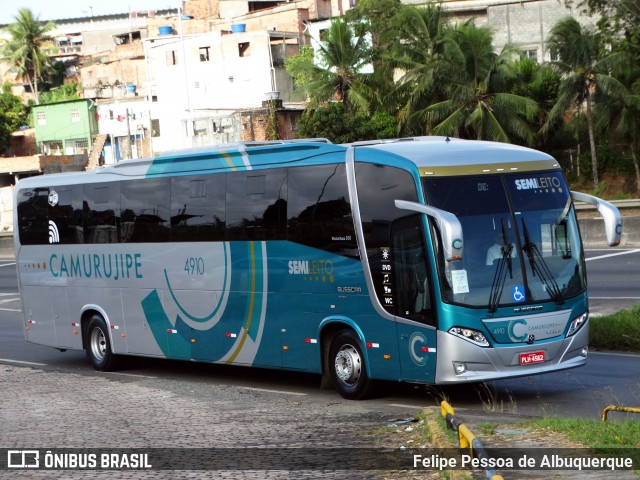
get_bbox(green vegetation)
[524,417,640,449]
[295,103,396,143]
[1,8,56,105]
[285,0,640,195]
[590,306,640,351]
[0,82,29,152]
[39,82,81,104]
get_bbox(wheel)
[85,314,121,371]
[328,330,375,400]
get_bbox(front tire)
[85,314,121,371]
[328,330,375,400]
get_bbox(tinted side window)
[84,183,120,243]
[356,163,430,320]
[120,178,170,243]
[50,185,83,244]
[17,188,49,245]
[288,164,357,257]
[171,174,226,242]
[226,169,287,241]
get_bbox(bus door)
[391,216,437,384]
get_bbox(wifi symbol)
[49,220,60,244]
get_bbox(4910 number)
[184,257,205,275]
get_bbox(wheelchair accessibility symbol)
[512,285,526,303]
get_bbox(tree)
[344,0,403,114]
[1,8,55,105]
[511,57,562,149]
[594,64,640,193]
[420,20,538,145]
[0,82,29,153]
[39,82,81,104]
[285,18,374,115]
[388,4,458,135]
[295,103,396,143]
[543,16,627,188]
[285,45,315,101]
[564,0,640,48]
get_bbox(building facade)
[144,27,300,153]
[31,99,97,160]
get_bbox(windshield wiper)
[488,222,513,313]
[521,219,564,305]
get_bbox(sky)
[0,0,180,25]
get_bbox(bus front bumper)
[434,320,589,384]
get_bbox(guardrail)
[574,198,640,211]
[440,401,504,480]
[601,405,640,421]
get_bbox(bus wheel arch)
[321,324,376,400]
[83,312,122,371]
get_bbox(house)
[31,99,98,172]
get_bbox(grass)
[524,417,640,449]
[590,306,640,351]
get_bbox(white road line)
[586,249,640,262]
[0,263,16,267]
[0,293,19,297]
[238,386,307,396]
[97,371,158,379]
[0,358,47,366]
[387,403,427,410]
[0,308,22,312]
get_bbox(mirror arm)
[395,199,463,261]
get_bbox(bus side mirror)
[570,191,622,247]
[394,199,464,261]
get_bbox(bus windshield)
[423,171,586,309]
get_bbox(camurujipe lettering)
[49,253,143,280]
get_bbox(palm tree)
[419,20,538,145]
[388,4,457,135]
[594,64,640,193]
[543,16,626,189]
[511,57,562,150]
[287,18,374,115]
[1,8,55,105]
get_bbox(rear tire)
[328,330,375,400]
[85,314,121,371]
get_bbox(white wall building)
[434,0,598,62]
[96,98,152,163]
[143,28,298,153]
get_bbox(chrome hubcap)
[334,344,361,385]
[90,327,107,361]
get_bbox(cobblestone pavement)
[0,365,428,479]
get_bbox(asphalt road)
[585,248,640,316]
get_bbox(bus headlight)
[449,327,489,347]
[566,312,588,337]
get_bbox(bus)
[14,137,621,399]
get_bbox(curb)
[424,406,471,480]
[439,401,504,480]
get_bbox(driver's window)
[392,216,435,326]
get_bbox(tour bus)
[14,137,621,399]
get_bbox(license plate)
[520,351,545,365]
